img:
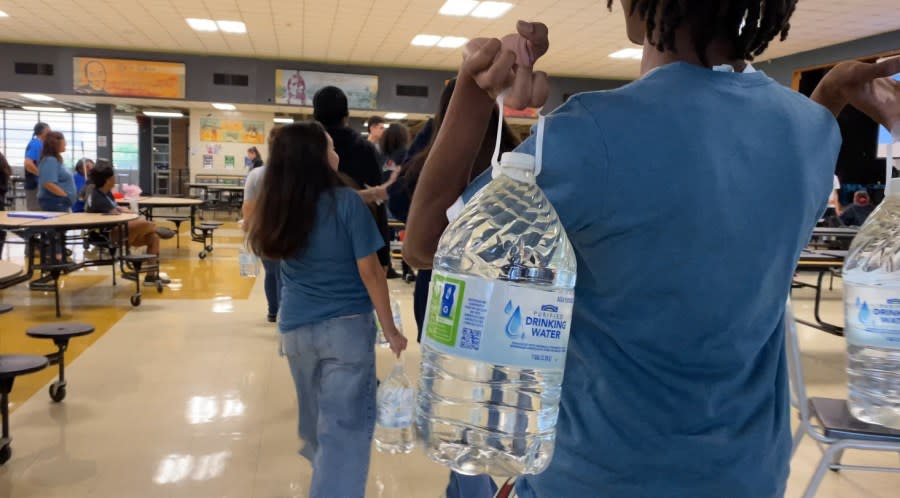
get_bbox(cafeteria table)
[0,212,139,316]
[793,249,847,336]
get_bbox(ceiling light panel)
[411,34,442,47]
[439,0,479,16]
[186,18,218,32]
[437,36,468,49]
[609,48,643,60]
[212,103,237,110]
[217,20,247,34]
[470,1,514,19]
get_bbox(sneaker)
[267,314,277,323]
[386,267,401,280]
[156,227,176,240]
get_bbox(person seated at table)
[72,158,94,213]
[86,160,171,286]
[840,190,875,227]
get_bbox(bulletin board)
[189,110,272,180]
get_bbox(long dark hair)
[247,121,342,260]
[402,78,519,192]
[40,132,65,162]
[247,146,263,168]
[0,151,11,186]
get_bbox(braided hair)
[608,0,798,66]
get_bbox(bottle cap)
[494,152,536,182]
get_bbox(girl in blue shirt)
[405,2,899,497]
[37,132,77,212]
[246,121,408,498]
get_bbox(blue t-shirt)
[24,137,42,189]
[37,156,77,205]
[278,187,385,331]
[459,62,840,498]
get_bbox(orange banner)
[73,57,185,98]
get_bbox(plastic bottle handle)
[493,92,544,177]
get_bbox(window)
[0,110,97,167]
[112,115,139,171]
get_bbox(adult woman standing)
[246,122,406,498]
[0,152,11,255]
[37,132,76,212]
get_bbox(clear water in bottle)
[844,177,900,429]
[419,152,577,477]
[238,244,259,278]
[375,363,416,454]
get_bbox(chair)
[0,354,50,465]
[785,301,900,498]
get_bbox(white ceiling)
[0,0,897,79]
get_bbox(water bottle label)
[423,271,574,369]
[845,286,900,349]
[377,387,415,428]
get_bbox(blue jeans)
[262,258,281,317]
[281,314,377,498]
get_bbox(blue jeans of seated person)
[282,313,376,498]
[262,258,281,318]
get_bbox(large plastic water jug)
[844,177,900,429]
[418,150,576,476]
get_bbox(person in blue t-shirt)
[72,158,94,213]
[246,122,408,498]
[37,131,77,212]
[404,3,900,498]
[24,122,50,210]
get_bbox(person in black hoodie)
[313,86,397,277]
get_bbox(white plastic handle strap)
[492,90,546,178]
[492,91,509,170]
[887,124,898,196]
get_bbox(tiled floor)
[0,224,898,497]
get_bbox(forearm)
[357,186,386,204]
[404,75,495,268]
[357,253,395,330]
[43,182,67,197]
[25,160,38,176]
[241,200,255,230]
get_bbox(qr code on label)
[460,328,481,351]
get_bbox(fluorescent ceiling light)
[384,112,408,120]
[0,11,8,18]
[22,106,66,112]
[411,34,441,47]
[470,1,513,19]
[609,48,643,60]
[21,93,54,102]
[273,117,294,124]
[143,110,184,118]
[439,0,479,16]
[437,36,468,49]
[186,18,218,32]
[212,103,236,111]
[216,20,246,34]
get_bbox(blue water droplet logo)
[505,306,523,339]
[505,300,513,314]
[859,302,871,325]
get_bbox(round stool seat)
[200,221,223,228]
[121,254,158,263]
[0,355,49,379]
[26,322,95,340]
[0,304,13,315]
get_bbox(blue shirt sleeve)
[341,189,385,260]
[25,139,41,162]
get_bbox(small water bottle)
[375,362,416,454]
[376,296,404,348]
[238,243,260,278]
